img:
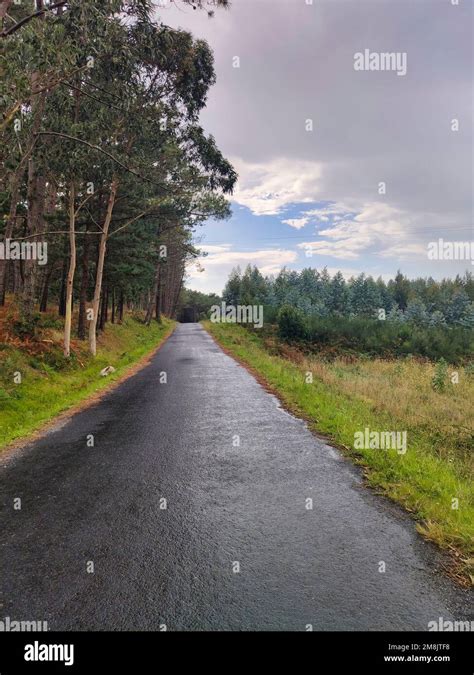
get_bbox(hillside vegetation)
[0,301,174,449]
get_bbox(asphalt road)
[0,323,471,631]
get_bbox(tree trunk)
[88,178,118,356]
[64,184,76,357]
[111,287,115,324]
[155,278,162,324]
[98,294,103,331]
[58,236,68,316]
[39,264,53,312]
[104,286,109,325]
[172,273,184,319]
[0,173,22,306]
[77,223,91,339]
[19,63,47,321]
[145,261,161,326]
[20,163,45,319]
[99,284,108,329]
[118,289,124,323]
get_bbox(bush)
[300,315,473,363]
[277,305,307,342]
[432,358,448,392]
[261,304,279,326]
[12,313,41,340]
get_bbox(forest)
[1,0,235,356]
[220,265,474,362]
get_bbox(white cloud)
[303,204,355,222]
[297,202,419,260]
[325,266,369,280]
[187,246,298,294]
[378,243,427,259]
[231,157,322,216]
[282,217,309,229]
[197,244,232,254]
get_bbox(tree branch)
[35,131,173,191]
[1,1,67,38]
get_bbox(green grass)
[0,316,175,450]
[204,321,474,582]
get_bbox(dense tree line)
[176,287,220,321]
[1,0,235,355]
[223,266,474,328]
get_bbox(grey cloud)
[162,0,472,272]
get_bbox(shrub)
[12,314,41,340]
[277,305,307,341]
[432,358,448,392]
[301,315,473,363]
[261,304,279,326]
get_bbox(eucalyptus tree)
[74,17,236,353]
[1,0,235,354]
[0,1,77,310]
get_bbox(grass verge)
[204,321,474,585]
[0,315,175,451]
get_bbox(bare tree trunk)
[172,271,184,319]
[77,222,90,339]
[58,235,68,316]
[88,178,118,356]
[19,59,47,321]
[118,289,124,323]
[99,284,108,329]
[0,173,21,306]
[64,184,75,357]
[12,260,21,294]
[98,294,103,331]
[155,276,162,323]
[104,286,109,325]
[111,287,115,324]
[21,163,45,319]
[39,264,53,312]
[145,261,161,326]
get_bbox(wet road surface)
[0,323,471,630]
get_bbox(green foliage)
[12,313,42,340]
[465,362,474,377]
[220,265,474,362]
[277,305,307,341]
[0,388,10,401]
[1,0,236,334]
[0,317,175,450]
[432,358,448,392]
[176,288,221,321]
[223,266,474,329]
[303,316,472,363]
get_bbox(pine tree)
[405,298,429,326]
[223,267,242,305]
[445,289,471,325]
[328,271,349,315]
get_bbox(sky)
[159,0,473,295]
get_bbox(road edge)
[0,322,176,459]
[202,321,472,589]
